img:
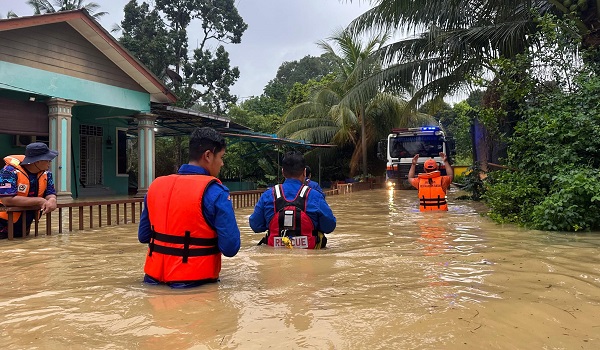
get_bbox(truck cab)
[377,126,455,189]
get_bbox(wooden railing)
[0,198,145,240]
[336,181,382,194]
[229,190,263,209]
[1,184,375,240]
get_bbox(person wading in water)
[408,152,453,211]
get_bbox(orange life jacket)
[0,155,48,222]
[417,171,448,211]
[144,174,221,284]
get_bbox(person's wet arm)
[318,198,336,233]
[212,191,241,257]
[249,193,268,233]
[138,196,151,243]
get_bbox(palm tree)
[343,0,600,169]
[347,0,600,106]
[27,0,108,19]
[279,29,433,176]
[0,11,18,19]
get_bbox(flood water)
[1,189,599,349]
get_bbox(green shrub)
[531,168,600,231]
[484,170,546,225]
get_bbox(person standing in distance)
[408,152,454,211]
[138,127,241,288]
[304,165,325,197]
[0,142,58,239]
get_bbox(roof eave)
[0,10,177,104]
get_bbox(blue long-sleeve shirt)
[306,179,325,197]
[249,178,336,234]
[138,164,241,257]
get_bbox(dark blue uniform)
[306,179,325,197]
[249,178,336,234]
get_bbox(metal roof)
[148,104,334,148]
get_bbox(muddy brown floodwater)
[1,189,599,349]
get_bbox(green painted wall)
[0,61,151,112]
[0,134,27,157]
[71,109,131,197]
[0,60,154,198]
[1,89,144,198]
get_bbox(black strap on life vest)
[148,227,219,261]
[420,195,447,208]
[150,244,220,258]
[274,184,310,236]
[148,225,157,256]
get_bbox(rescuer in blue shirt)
[138,127,241,288]
[249,151,336,248]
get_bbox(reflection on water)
[1,189,599,349]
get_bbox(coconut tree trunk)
[360,105,368,177]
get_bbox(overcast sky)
[3,0,373,100]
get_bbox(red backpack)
[265,185,319,249]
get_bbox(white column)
[47,98,76,201]
[135,113,157,197]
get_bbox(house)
[0,9,178,199]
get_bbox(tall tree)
[119,1,171,80]
[265,54,335,93]
[279,29,433,176]
[26,0,107,19]
[154,0,247,112]
[346,1,600,168]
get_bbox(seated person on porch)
[0,143,58,239]
[249,151,336,249]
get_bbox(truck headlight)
[387,181,394,188]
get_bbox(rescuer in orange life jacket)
[0,142,59,239]
[407,152,454,211]
[137,127,241,288]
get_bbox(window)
[80,125,103,186]
[390,135,444,158]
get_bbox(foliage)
[26,0,107,19]
[263,54,335,104]
[178,45,240,111]
[531,168,600,231]
[228,105,282,134]
[447,101,474,164]
[484,170,546,225]
[485,68,600,231]
[119,1,170,80]
[272,54,334,89]
[454,163,487,201]
[285,74,336,108]
[239,95,286,120]
[1,11,18,18]
[460,13,600,231]
[120,0,247,113]
[279,28,433,176]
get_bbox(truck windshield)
[389,135,444,158]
